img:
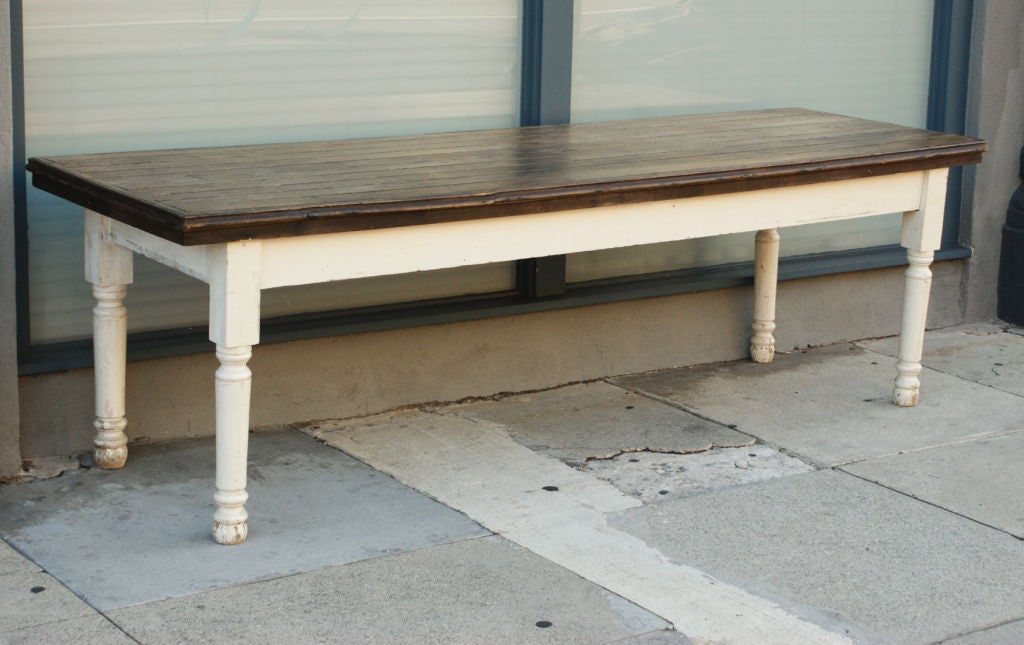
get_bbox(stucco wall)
[962,1,1024,320]
[0,1,23,476]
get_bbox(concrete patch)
[857,324,1024,397]
[609,470,1024,644]
[305,409,642,517]
[2,455,82,484]
[843,431,1024,538]
[0,615,133,644]
[613,345,1024,466]
[0,571,95,633]
[584,445,816,503]
[446,382,753,465]
[0,429,487,610]
[108,536,671,645]
[311,410,853,644]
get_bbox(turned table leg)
[208,242,262,544]
[84,211,133,469]
[893,249,934,406]
[893,167,949,406]
[751,228,780,363]
[213,345,253,545]
[92,285,129,468]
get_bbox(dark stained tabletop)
[27,108,986,246]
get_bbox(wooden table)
[28,108,986,544]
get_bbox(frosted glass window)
[24,1,520,342]
[568,0,935,283]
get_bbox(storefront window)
[24,1,520,342]
[568,0,934,282]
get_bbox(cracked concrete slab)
[843,430,1024,538]
[0,615,133,644]
[2,455,83,484]
[445,382,754,465]
[612,345,1024,466]
[608,630,693,644]
[310,410,854,644]
[304,409,643,517]
[584,445,816,503]
[0,539,38,577]
[609,470,1024,644]
[857,324,1024,397]
[107,536,671,645]
[0,428,487,611]
[942,619,1024,644]
[0,571,95,634]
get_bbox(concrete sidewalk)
[1,322,1022,644]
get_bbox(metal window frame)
[13,0,975,375]
[929,0,975,248]
[516,0,573,296]
[10,0,29,363]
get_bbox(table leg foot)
[213,488,249,545]
[893,365,921,407]
[750,322,776,363]
[93,418,128,469]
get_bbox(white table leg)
[208,241,262,545]
[750,228,780,363]
[84,211,133,469]
[893,249,934,406]
[893,167,948,406]
[91,285,129,468]
[212,345,253,545]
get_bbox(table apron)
[258,171,929,289]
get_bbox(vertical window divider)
[928,0,975,249]
[10,0,30,361]
[517,0,574,298]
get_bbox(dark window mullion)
[10,0,30,361]
[519,0,573,127]
[928,0,975,249]
[517,0,573,298]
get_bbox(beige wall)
[19,263,964,458]
[961,1,1024,319]
[0,1,23,476]
[7,2,1024,466]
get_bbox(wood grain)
[27,108,986,245]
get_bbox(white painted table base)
[83,168,949,544]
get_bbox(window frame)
[13,0,975,375]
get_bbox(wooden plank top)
[28,108,986,246]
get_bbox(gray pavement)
[1,322,1022,644]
